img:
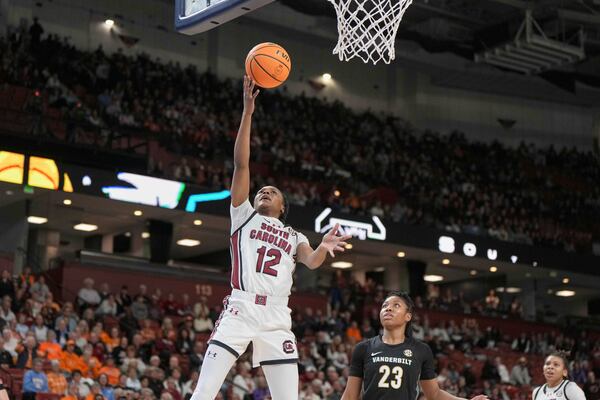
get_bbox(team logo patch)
[282,340,295,354]
[403,349,413,357]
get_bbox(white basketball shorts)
[208,289,298,367]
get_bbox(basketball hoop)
[327,0,413,64]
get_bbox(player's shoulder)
[564,380,585,397]
[407,337,434,354]
[532,384,546,399]
[353,336,379,352]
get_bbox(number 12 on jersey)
[378,365,403,389]
[256,246,281,276]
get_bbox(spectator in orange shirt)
[59,340,87,373]
[39,330,63,360]
[47,359,69,395]
[81,344,102,378]
[140,319,156,343]
[98,356,121,386]
[345,321,363,342]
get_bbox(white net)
[327,0,413,64]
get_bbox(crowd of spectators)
[1,21,599,255]
[1,268,600,400]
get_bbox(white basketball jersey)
[533,381,587,400]
[229,200,309,298]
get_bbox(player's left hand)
[321,223,352,257]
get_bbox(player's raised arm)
[296,224,352,270]
[231,76,259,207]
[420,379,488,400]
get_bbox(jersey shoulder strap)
[563,380,571,400]
[232,210,257,235]
[533,384,545,400]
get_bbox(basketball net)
[327,0,413,64]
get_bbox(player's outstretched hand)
[243,75,259,115]
[321,223,352,258]
[469,395,489,400]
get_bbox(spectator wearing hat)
[60,340,87,373]
[47,359,69,395]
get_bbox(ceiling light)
[345,243,353,249]
[556,290,575,297]
[63,199,72,205]
[27,216,47,224]
[424,275,444,282]
[489,266,498,272]
[141,232,150,239]
[177,239,201,247]
[396,251,405,258]
[562,277,569,284]
[331,261,353,269]
[124,232,131,237]
[193,219,203,226]
[469,270,477,276]
[506,287,522,293]
[496,287,505,292]
[74,223,98,232]
[105,19,115,27]
[442,258,450,265]
[134,210,143,216]
[322,73,332,81]
[333,190,340,197]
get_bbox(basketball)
[245,42,291,89]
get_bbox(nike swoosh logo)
[371,352,383,356]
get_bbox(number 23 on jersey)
[378,365,404,389]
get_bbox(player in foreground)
[190,76,351,400]
[532,351,586,400]
[342,290,488,400]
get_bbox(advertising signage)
[2,149,598,275]
[0,150,230,213]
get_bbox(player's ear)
[405,312,412,322]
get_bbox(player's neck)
[547,378,566,389]
[381,329,406,345]
[257,209,280,219]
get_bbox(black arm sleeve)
[349,340,368,378]
[420,342,437,380]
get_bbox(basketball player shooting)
[341,291,489,400]
[189,76,351,400]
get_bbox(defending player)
[532,351,586,400]
[190,76,351,400]
[341,291,488,400]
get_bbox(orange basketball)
[245,42,291,89]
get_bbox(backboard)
[175,0,274,35]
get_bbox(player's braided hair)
[385,290,415,338]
